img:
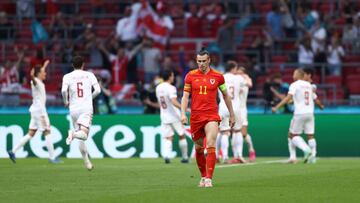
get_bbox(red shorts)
[190,113,221,141]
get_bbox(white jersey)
[239,79,249,110]
[61,70,99,113]
[288,80,317,115]
[219,73,246,112]
[29,78,47,115]
[155,82,181,124]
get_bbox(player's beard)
[199,65,208,73]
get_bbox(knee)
[179,135,186,140]
[307,134,314,140]
[288,133,296,139]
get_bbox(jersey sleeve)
[218,74,226,92]
[169,86,177,99]
[61,75,69,92]
[288,83,296,95]
[183,74,192,93]
[90,73,99,86]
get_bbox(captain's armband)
[219,84,227,92]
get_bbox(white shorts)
[289,114,314,135]
[70,111,93,130]
[29,112,50,132]
[161,121,186,138]
[219,110,242,131]
[239,108,248,126]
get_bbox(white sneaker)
[198,177,206,187]
[204,178,213,188]
[85,161,94,171]
[66,130,73,145]
[287,159,297,164]
[308,156,317,164]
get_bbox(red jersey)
[184,68,225,116]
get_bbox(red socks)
[195,147,217,179]
[195,147,207,177]
[206,147,216,179]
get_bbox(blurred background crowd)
[1,0,360,114]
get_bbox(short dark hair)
[72,55,84,69]
[161,69,173,81]
[34,64,42,77]
[303,67,314,76]
[225,60,237,72]
[197,47,209,56]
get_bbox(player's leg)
[215,132,222,162]
[67,113,91,144]
[79,140,93,170]
[162,124,174,164]
[193,137,207,187]
[172,122,189,163]
[287,132,297,163]
[231,129,246,163]
[40,114,62,163]
[241,126,256,161]
[8,128,36,163]
[305,115,316,163]
[289,115,311,162]
[218,116,230,163]
[204,121,219,187]
[220,130,230,163]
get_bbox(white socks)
[308,138,317,157]
[73,130,88,140]
[244,134,255,152]
[163,139,172,159]
[13,134,32,153]
[79,140,91,164]
[215,134,221,157]
[179,138,188,160]
[288,138,296,160]
[291,136,310,153]
[45,134,55,160]
[232,132,244,158]
[221,135,229,160]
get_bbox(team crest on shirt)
[210,79,215,85]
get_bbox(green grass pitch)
[1,157,360,202]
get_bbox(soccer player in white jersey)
[8,60,62,164]
[61,56,101,170]
[237,66,256,162]
[218,61,248,163]
[301,68,324,163]
[272,69,323,163]
[156,69,189,164]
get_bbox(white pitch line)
[217,159,287,168]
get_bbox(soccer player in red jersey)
[181,48,235,187]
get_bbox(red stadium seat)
[271,55,288,63]
[346,75,360,94]
[325,75,342,87]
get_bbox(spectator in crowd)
[340,0,358,24]
[0,12,14,40]
[266,1,284,45]
[115,3,141,44]
[185,3,203,38]
[161,56,181,88]
[16,0,35,19]
[310,17,327,68]
[139,75,161,114]
[297,36,314,67]
[61,40,74,74]
[99,41,143,85]
[327,36,345,76]
[141,37,162,84]
[70,15,86,39]
[279,0,295,37]
[210,53,225,73]
[263,73,290,113]
[246,29,273,73]
[90,0,106,15]
[342,16,360,51]
[205,3,227,37]
[94,74,117,114]
[217,17,235,62]
[49,12,68,39]
[234,3,256,44]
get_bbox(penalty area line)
[217,159,287,168]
